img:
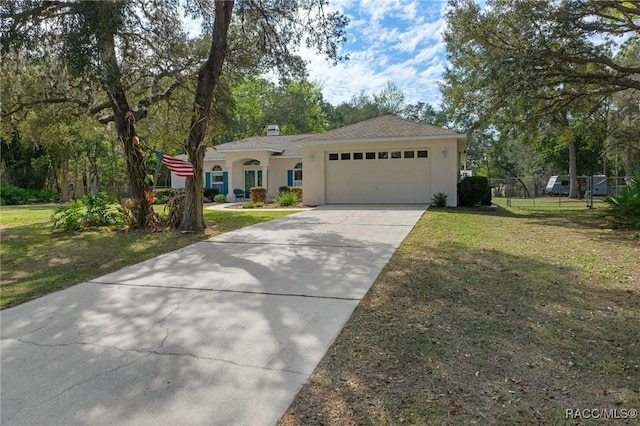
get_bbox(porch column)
[262,165,269,197]
[226,165,234,202]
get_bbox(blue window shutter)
[287,170,293,186]
[205,172,211,188]
[222,172,228,194]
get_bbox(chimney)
[266,124,280,136]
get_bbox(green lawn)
[280,205,639,425]
[493,196,606,210]
[0,205,293,309]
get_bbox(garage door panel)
[325,156,430,203]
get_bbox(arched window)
[243,159,260,166]
[293,162,302,186]
[212,165,222,171]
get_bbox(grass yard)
[279,206,639,425]
[0,205,293,309]
[493,197,606,210]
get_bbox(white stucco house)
[170,115,467,206]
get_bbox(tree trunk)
[61,155,69,202]
[180,0,234,231]
[568,140,578,198]
[95,25,155,228]
[624,144,634,181]
[558,111,579,198]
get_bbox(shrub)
[213,194,227,203]
[34,188,57,203]
[164,189,185,228]
[153,188,174,205]
[1,185,57,205]
[0,186,25,205]
[203,188,219,201]
[51,191,124,231]
[279,186,290,193]
[275,191,298,207]
[51,200,85,231]
[119,198,135,226]
[458,176,491,207]
[431,192,448,207]
[603,175,640,229]
[290,186,302,200]
[241,201,265,209]
[82,191,122,226]
[250,186,267,203]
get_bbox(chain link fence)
[489,176,630,208]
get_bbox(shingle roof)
[300,115,463,142]
[202,148,225,160]
[199,116,464,161]
[210,134,308,158]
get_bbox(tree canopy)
[2,0,349,230]
[442,0,640,196]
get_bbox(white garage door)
[325,150,431,203]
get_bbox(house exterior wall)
[171,174,185,189]
[429,139,460,206]
[170,160,225,189]
[268,158,302,195]
[302,137,461,206]
[222,152,299,200]
[169,153,302,201]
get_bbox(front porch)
[203,153,302,202]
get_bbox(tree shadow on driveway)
[1,207,421,425]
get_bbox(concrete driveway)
[1,204,426,425]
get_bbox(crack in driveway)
[3,337,308,376]
[83,281,362,301]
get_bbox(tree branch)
[2,97,89,118]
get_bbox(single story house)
[171,115,467,206]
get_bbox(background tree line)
[2,0,638,224]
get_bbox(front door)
[244,169,263,195]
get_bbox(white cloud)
[299,0,449,107]
[397,1,421,24]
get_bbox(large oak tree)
[179,0,348,231]
[2,0,195,227]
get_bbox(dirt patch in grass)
[279,207,639,425]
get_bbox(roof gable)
[208,134,309,159]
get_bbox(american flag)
[154,150,195,177]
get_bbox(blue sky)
[185,1,451,108]
[300,0,450,107]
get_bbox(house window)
[329,153,339,160]
[365,152,375,159]
[353,152,363,160]
[341,153,351,160]
[391,151,401,159]
[378,152,389,159]
[404,151,415,158]
[293,162,302,186]
[211,165,224,193]
[243,159,260,165]
[417,150,428,158]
